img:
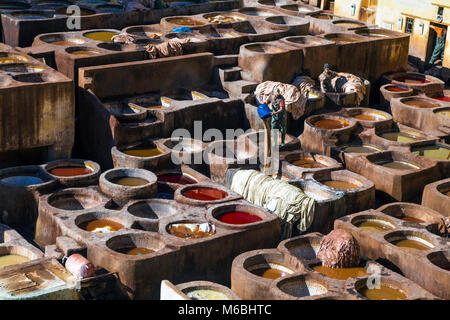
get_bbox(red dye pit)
[157,173,197,185]
[433,96,450,102]
[183,187,227,201]
[49,166,92,177]
[386,86,408,92]
[218,211,262,225]
[394,76,430,84]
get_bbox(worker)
[319,63,337,93]
[270,92,287,147]
[427,26,447,69]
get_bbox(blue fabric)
[172,27,192,33]
[257,103,271,119]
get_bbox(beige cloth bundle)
[331,72,366,105]
[145,38,189,59]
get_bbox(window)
[405,17,414,34]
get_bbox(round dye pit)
[303,190,333,201]
[289,157,326,168]
[357,283,407,300]
[166,18,206,26]
[49,38,86,46]
[157,173,197,185]
[115,247,155,255]
[11,12,51,19]
[205,14,246,24]
[1,175,45,186]
[427,251,450,271]
[357,30,391,37]
[394,75,430,84]
[83,31,120,42]
[375,160,421,170]
[322,180,360,190]
[326,35,361,44]
[352,111,387,122]
[167,222,215,239]
[341,144,383,153]
[79,219,124,233]
[183,289,231,300]
[122,146,163,157]
[217,211,262,225]
[0,54,28,64]
[48,191,102,210]
[127,200,176,219]
[352,216,396,232]
[68,48,102,56]
[412,145,450,161]
[238,8,277,16]
[277,276,328,297]
[48,165,93,177]
[110,177,149,186]
[386,233,434,251]
[0,254,30,268]
[435,109,450,119]
[403,99,438,109]
[182,187,227,201]
[385,85,409,92]
[245,43,287,54]
[0,64,44,73]
[248,262,293,279]
[312,118,349,130]
[313,265,368,280]
[401,216,425,223]
[380,131,424,143]
[333,21,364,28]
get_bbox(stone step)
[223,79,258,97]
[214,54,239,67]
[219,66,242,82]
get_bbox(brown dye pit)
[79,219,124,233]
[380,131,423,143]
[358,31,390,37]
[358,284,407,300]
[84,31,120,42]
[250,263,292,279]
[116,247,155,255]
[168,223,215,239]
[401,216,425,223]
[327,36,361,44]
[70,50,101,56]
[353,112,386,121]
[185,289,230,300]
[313,265,368,280]
[435,110,450,119]
[375,160,420,170]
[342,145,382,153]
[0,254,30,268]
[110,177,148,186]
[355,220,395,232]
[49,166,93,177]
[168,18,206,26]
[323,180,359,190]
[51,39,85,46]
[182,187,227,201]
[312,118,349,130]
[290,157,326,168]
[206,14,245,24]
[334,22,364,28]
[123,147,163,157]
[395,75,430,84]
[403,99,438,109]
[391,239,432,250]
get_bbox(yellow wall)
[334,0,450,67]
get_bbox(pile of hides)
[145,38,189,59]
[111,33,136,44]
[254,81,305,120]
[331,72,366,105]
[227,169,315,239]
[316,229,361,268]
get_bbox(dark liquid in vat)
[183,187,227,201]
